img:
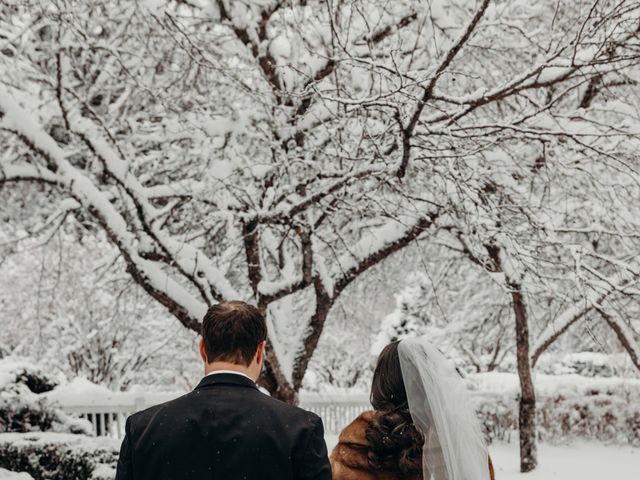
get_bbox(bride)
[330,338,495,480]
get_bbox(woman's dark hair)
[366,341,424,475]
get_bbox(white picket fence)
[58,393,371,439]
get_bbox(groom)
[115,301,331,480]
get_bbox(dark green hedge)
[0,401,58,434]
[0,442,93,480]
[0,438,118,480]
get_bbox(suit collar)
[195,372,258,391]
[206,370,253,382]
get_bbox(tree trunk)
[487,244,537,472]
[259,359,298,404]
[256,300,299,404]
[292,284,332,391]
[511,287,537,472]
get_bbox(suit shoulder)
[258,393,323,424]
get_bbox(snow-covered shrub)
[625,411,640,445]
[535,352,639,378]
[0,442,92,480]
[0,359,110,479]
[0,433,118,480]
[0,359,58,395]
[559,353,620,377]
[538,389,640,445]
[473,394,518,443]
[0,358,89,434]
[470,373,640,445]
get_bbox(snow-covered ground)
[1,438,637,479]
[325,436,640,479]
[488,442,639,480]
[0,469,33,480]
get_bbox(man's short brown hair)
[201,301,267,366]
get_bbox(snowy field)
[0,470,32,480]
[488,443,639,480]
[325,436,640,479]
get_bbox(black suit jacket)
[115,373,331,480]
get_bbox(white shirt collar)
[206,370,254,382]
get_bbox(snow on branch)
[0,163,60,185]
[331,212,439,298]
[599,310,640,372]
[257,228,304,299]
[531,261,640,366]
[254,166,385,224]
[397,0,490,178]
[430,10,639,127]
[0,87,207,331]
[68,114,240,303]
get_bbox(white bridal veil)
[398,337,490,480]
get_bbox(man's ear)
[256,340,266,365]
[199,338,208,364]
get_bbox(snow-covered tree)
[0,226,200,390]
[373,255,512,373]
[2,1,640,470]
